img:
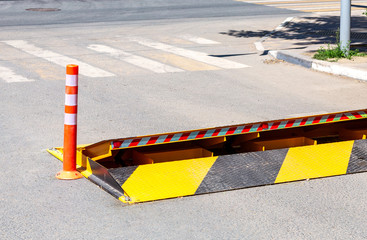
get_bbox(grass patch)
[313,29,366,61]
[313,44,365,61]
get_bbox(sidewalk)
[260,11,367,81]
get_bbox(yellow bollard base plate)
[56,170,83,180]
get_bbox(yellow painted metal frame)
[47,109,367,203]
[48,108,367,176]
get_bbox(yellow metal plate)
[122,157,217,202]
[275,141,354,183]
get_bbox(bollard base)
[56,170,83,180]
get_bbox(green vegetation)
[313,30,366,61]
[313,44,365,61]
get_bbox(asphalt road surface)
[1,0,367,239]
[0,0,296,26]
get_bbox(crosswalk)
[236,0,367,13]
[129,37,248,69]
[0,65,35,83]
[0,35,250,83]
[3,40,114,78]
[87,44,183,73]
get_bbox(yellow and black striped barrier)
[48,109,367,203]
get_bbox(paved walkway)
[261,11,367,81]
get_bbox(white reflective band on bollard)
[65,94,78,106]
[64,113,77,125]
[66,74,78,86]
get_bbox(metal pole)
[340,0,351,56]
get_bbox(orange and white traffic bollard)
[56,64,83,180]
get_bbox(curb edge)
[269,50,367,82]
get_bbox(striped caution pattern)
[236,0,367,13]
[107,139,367,203]
[111,110,367,150]
[61,65,79,174]
[64,67,78,126]
[55,65,83,179]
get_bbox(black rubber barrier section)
[109,166,139,186]
[195,148,288,194]
[347,140,367,174]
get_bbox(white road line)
[274,16,294,31]
[240,0,317,3]
[237,0,297,3]
[240,0,332,3]
[254,17,294,51]
[0,65,35,83]
[129,37,250,69]
[268,2,339,6]
[290,6,346,10]
[243,0,366,4]
[254,42,265,51]
[87,44,183,73]
[179,35,220,45]
[2,40,115,78]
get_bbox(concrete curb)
[269,50,367,82]
[254,17,294,52]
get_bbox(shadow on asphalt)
[220,16,367,45]
[209,52,257,57]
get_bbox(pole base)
[56,170,83,180]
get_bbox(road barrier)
[48,106,367,202]
[55,64,82,180]
[46,65,367,201]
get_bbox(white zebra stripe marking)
[179,35,220,45]
[268,2,339,6]
[2,40,114,78]
[129,37,250,69]
[0,65,35,83]
[87,44,183,73]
